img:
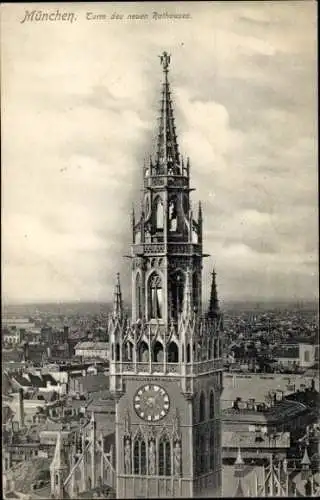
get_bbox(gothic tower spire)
[207,268,220,320]
[110,52,224,499]
[112,272,123,320]
[156,51,180,173]
[50,431,68,499]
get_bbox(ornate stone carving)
[148,440,156,475]
[124,439,131,474]
[172,409,181,441]
[173,441,182,476]
[144,244,165,254]
[124,410,131,437]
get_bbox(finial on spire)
[234,447,245,480]
[155,51,180,171]
[301,446,311,466]
[159,51,171,72]
[235,447,244,466]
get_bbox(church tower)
[109,52,224,498]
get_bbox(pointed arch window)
[158,439,171,476]
[168,198,178,232]
[136,273,142,319]
[133,438,147,475]
[138,341,149,362]
[155,198,164,230]
[199,392,206,422]
[192,272,199,312]
[199,434,206,473]
[125,341,133,361]
[208,338,213,359]
[168,341,179,363]
[214,339,218,359]
[170,270,184,320]
[153,341,164,362]
[209,431,214,470]
[209,391,215,419]
[186,343,191,363]
[115,343,120,362]
[148,273,162,319]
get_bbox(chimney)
[18,388,24,428]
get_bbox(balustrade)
[166,363,180,374]
[151,362,164,373]
[135,362,149,373]
[132,242,203,255]
[113,359,222,376]
[144,244,165,254]
[122,363,135,373]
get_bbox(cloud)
[1,1,317,304]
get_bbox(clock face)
[134,384,170,422]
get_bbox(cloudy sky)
[2,1,318,305]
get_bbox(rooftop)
[222,399,308,425]
[223,430,291,449]
[5,458,51,494]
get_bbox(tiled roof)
[27,374,45,387]
[41,374,58,386]
[11,374,32,387]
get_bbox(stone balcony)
[112,358,223,376]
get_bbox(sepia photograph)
[1,1,318,498]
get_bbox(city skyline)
[2,1,318,304]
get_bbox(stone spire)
[156,51,180,173]
[50,431,68,499]
[207,268,220,320]
[51,431,68,472]
[112,272,123,320]
[301,446,311,466]
[234,447,244,479]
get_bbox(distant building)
[74,342,109,361]
[222,395,311,463]
[68,373,110,396]
[272,343,317,370]
[299,343,317,368]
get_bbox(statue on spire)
[159,51,171,71]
